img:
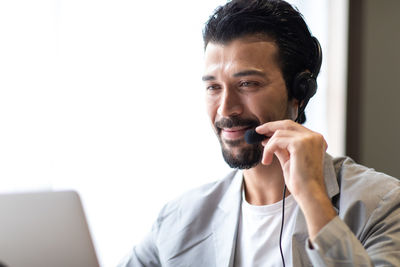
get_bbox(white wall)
[0,1,347,266]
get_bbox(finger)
[274,149,290,169]
[261,129,296,146]
[256,119,304,136]
[261,135,292,165]
[262,145,274,165]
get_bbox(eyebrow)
[202,69,267,81]
[202,75,215,81]
[233,70,266,78]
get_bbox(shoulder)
[332,156,400,237]
[333,156,400,198]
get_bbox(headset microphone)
[244,129,267,144]
[243,113,301,145]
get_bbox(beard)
[215,116,263,169]
[221,142,263,169]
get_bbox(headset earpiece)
[291,37,322,123]
[291,71,317,101]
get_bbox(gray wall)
[347,0,400,177]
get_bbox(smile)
[220,126,252,140]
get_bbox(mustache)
[215,117,260,130]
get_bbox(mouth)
[220,126,253,141]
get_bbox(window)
[0,1,347,265]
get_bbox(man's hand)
[256,120,337,240]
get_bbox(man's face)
[203,36,297,169]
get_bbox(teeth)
[225,128,243,132]
[225,127,247,131]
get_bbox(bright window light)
[0,1,347,266]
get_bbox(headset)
[279,36,322,267]
[292,36,323,123]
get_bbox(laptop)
[0,190,100,267]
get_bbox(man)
[120,0,400,266]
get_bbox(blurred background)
[0,0,399,266]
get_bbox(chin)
[221,143,263,169]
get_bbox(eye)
[239,81,260,88]
[206,84,222,91]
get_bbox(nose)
[217,87,243,117]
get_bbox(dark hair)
[203,0,320,123]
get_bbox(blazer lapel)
[212,170,243,267]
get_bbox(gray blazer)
[120,155,400,266]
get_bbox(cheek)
[205,95,219,122]
[246,91,289,121]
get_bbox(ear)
[288,98,300,120]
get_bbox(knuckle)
[275,129,282,136]
[283,119,295,129]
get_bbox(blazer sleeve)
[305,186,400,266]
[118,225,161,267]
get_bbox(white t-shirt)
[234,188,299,267]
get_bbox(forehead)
[204,36,281,74]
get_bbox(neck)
[242,156,288,205]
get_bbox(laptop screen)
[0,190,100,267]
